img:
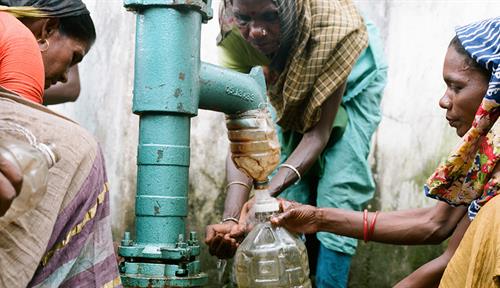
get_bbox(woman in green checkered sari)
[205,0,387,286]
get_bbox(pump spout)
[199,63,267,114]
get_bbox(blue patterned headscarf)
[457,17,500,104]
[425,17,500,219]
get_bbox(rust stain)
[156,149,164,162]
[174,88,182,98]
[154,201,161,215]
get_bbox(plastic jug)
[0,137,57,221]
[226,108,280,186]
[234,189,311,287]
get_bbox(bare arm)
[43,66,80,105]
[269,82,346,196]
[204,150,252,259]
[393,214,470,288]
[272,201,467,245]
[222,152,253,220]
[205,82,345,257]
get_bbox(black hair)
[449,35,489,77]
[58,13,96,46]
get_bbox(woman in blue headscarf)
[271,17,500,287]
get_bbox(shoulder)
[0,12,36,44]
[0,96,99,161]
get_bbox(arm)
[393,214,470,288]
[0,155,23,216]
[204,150,252,259]
[205,82,345,257]
[271,201,467,245]
[43,65,81,105]
[268,82,345,196]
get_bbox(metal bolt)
[121,231,134,246]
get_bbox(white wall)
[51,0,500,239]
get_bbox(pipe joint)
[124,0,213,22]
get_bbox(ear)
[39,18,60,41]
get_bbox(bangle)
[225,181,251,191]
[363,209,369,243]
[221,217,239,224]
[278,163,301,185]
[368,211,379,242]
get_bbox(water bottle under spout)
[234,189,311,288]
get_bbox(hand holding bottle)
[0,136,57,224]
[0,155,22,216]
[270,200,321,234]
[205,220,245,259]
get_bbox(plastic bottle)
[226,108,280,185]
[234,189,311,288]
[0,137,58,222]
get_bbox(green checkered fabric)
[269,0,367,133]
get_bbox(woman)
[205,0,387,286]
[271,17,500,288]
[0,0,95,210]
[0,0,95,104]
[0,153,22,216]
[0,2,120,287]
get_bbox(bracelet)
[363,209,369,243]
[220,217,239,224]
[225,181,251,191]
[278,163,301,185]
[368,211,379,242]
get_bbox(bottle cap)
[254,189,279,213]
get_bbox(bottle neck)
[253,180,269,190]
[36,143,58,168]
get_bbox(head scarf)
[425,17,500,219]
[218,0,367,133]
[0,0,88,18]
[268,0,296,71]
[268,0,367,133]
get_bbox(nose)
[439,92,452,110]
[249,24,265,40]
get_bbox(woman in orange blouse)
[0,0,96,104]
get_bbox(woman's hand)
[270,200,321,234]
[205,221,246,259]
[0,155,22,216]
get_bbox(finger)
[239,208,248,223]
[0,174,16,201]
[0,157,22,195]
[208,234,223,256]
[216,235,237,259]
[270,211,289,226]
[205,226,217,244]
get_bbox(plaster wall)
[51,0,500,286]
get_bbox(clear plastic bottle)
[226,108,280,184]
[0,138,57,222]
[234,189,311,288]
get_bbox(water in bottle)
[234,189,311,288]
